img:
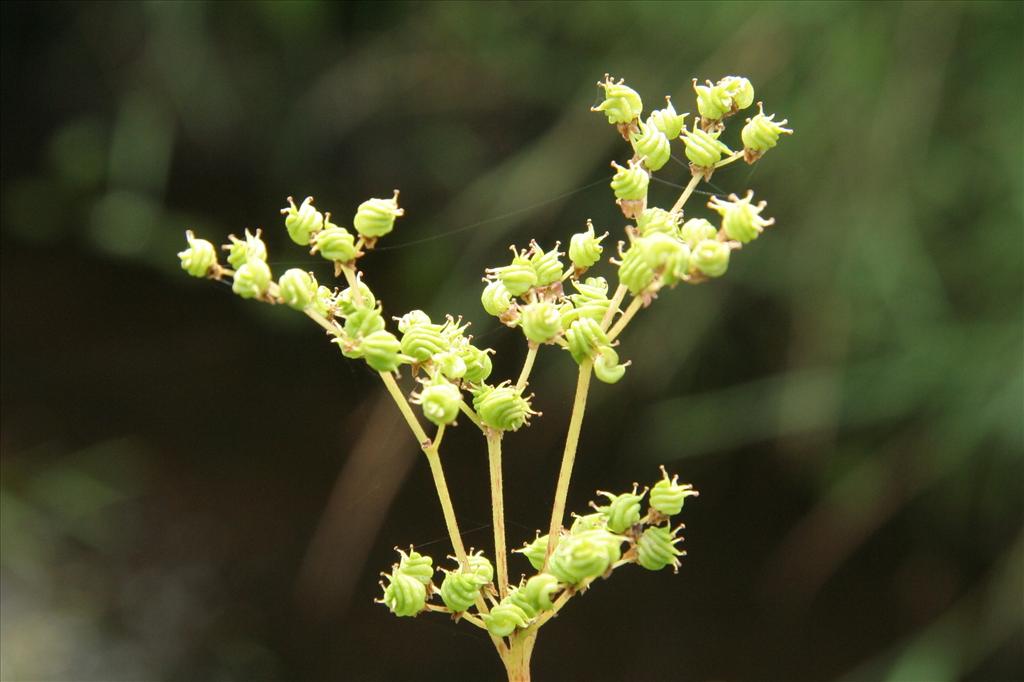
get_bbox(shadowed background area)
[1,2,1021,680]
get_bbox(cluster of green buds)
[377,546,499,620]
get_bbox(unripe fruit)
[232,259,272,299]
[690,239,731,278]
[281,195,323,246]
[353,190,404,239]
[178,230,217,277]
[591,74,643,125]
[568,220,607,271]
[278,268,318,310]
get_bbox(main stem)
[542,359,593,565]
[487,431,510,598]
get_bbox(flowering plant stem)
[487,431,510,598]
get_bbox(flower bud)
[439,569,486,612]
[361,330,403,372]
[650,466,699,516]
[489,250,537,297]
[648,96,687,139]
[709,190,774,243]
[434,350,467,380]
[312,222,357,263]
[519,301,562,344]
[515,534,549,571]
[396,309,432,333]
[379,570,426,617]
[591,74,643,125]
[224,229,268,269]
[312,285,335,317]
[593,345,628,384]
[396,548,434,586]
[344,307,386,339]
[565,318,609,364]
[719,76,755,111]
[617,241,656,295]
[570,512,606,534]
[681,121,732,169]
[679,218,718,248]
[278,268,318,310]
[178,230,218,278]
[336,280,376,315]
[609,159,649,201]
[690,239,731,278]
[400,322,448,362]
[548,532,612,585]
[506,586,540,620]
[353,190,403,239]
[281,196,323,246]
[593,487,645,533]
[693,79,732,122]
[473,383,535,432]
[520,573,560,611]
[568,220,607,271]
[630,119,671,172]
[636,525,685,572]
[636,207,679,237]
[567,277,611,325]
[483,601,531,637]
[741,102,792,161]
[459,344,493,384]
[529,242,564,287]
[232,259,272,299]
[417,378,462,426]
[481,280,513,317]
[467,551,494,584]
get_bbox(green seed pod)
[396,548,434,586]
[489,248,538,297]
[568,220,607,271]
[719,76,755,111]
[650,466,699,516]
[460,344,493,384]
[565,318,610,364]
[312,223,357,263]
[481,280,514,316]
[630,119,672,172]
[483,601,531,637]
[691,239,731,278]
[506,585,539,620]
[353,190,404,239]
[515,534,548,571]
[617,241,656,295]
[466,551,494,584]
[609,159,649,201]
[591,74,643,125]
[379,570,426,617]
[281,196,324,246]
[548,532,612,585]
[344,307,386,339]
[224,229,268,269]
[692,79,732,122]
[439,569,486,612]
[593,487,645,533]
[520,573,560,611]
[570,512,606,534]
[418,379,462,426]
[574,528,625,565]
[529,242,564,287]
[648,96,687,139]
[519,301,562,344]
[178,230,218,278]
[571,276,609,301]
[679,218,718,248]
[636,525,685,572]
[639,233,685,272]
[741,102,793,158]
[434,350,467,381]
[362,330,403,372]
[709,190,775,243]
[312,285,335,317]
[400,323,448,362]
[278,268,318,310]
[636,207,680,237]
[681,121,732,168]
[232,259,272,299]
[396,309,432,333]
[593,345,628,384]
[335,280,376,315]
[473,383,534,432]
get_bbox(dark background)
[2,2,1022,680]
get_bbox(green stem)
[542,359,593,567]
[517,343,539,391]
[670,173,703,215]
[606,296,643,342]
[487,431,510,599]
[601,284,627,332]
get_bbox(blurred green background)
[2,2,1021,680]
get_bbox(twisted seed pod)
[459,344,493,384]
[379,570,426,617]
[344,307,386,339]
[636,207,680,237]
[574,528,625,565]
[439,569,486,612]
[489,248,538,297]
[679,218,718,248]
[506,585,539,620]
[570,512,606,534]
[719,76,755,111]
[396,548,434,586]
[630,119,672,172]
[481,280,513,316]
[590,74,643,124]
[741,102,793,155]
[690,239,731,278]
[693,79,732,122]
[709,190,775,243]
[609,160,649,201]
[568,220,607,271]
[335,281,376,316]
[466,551,494,584]
[400,324,448,362]
[353,190,403,239]
[521,573,560,611]
[434,350,467,380]
[483,601,532,637]
[618,241,655,295]
[648,96,687,139]
[637,233,690,286]
[418,379,462,426]
[362,330,403,372]
[312,224,357,263]
[650,466,699,516]
[224,229,268,269]
[562,277,610,326]
[681,121,732,168]
[548,532,612,585]
[232,259,272,299]
[281,196,324,246]
[278,268,318,310]
[396,310,432,333]
[571,276,609,301]
[519,301,562,344]
[593,488,645,533]
[473,384,534,432]
[515,534,548,571]
[565,318,610,364]
[178,230,217,277]
[593,345,628,384]
[530,243,563,287]
[636,524,685,572]
[312,285,335,317]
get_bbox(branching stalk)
[487,431,510,598]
